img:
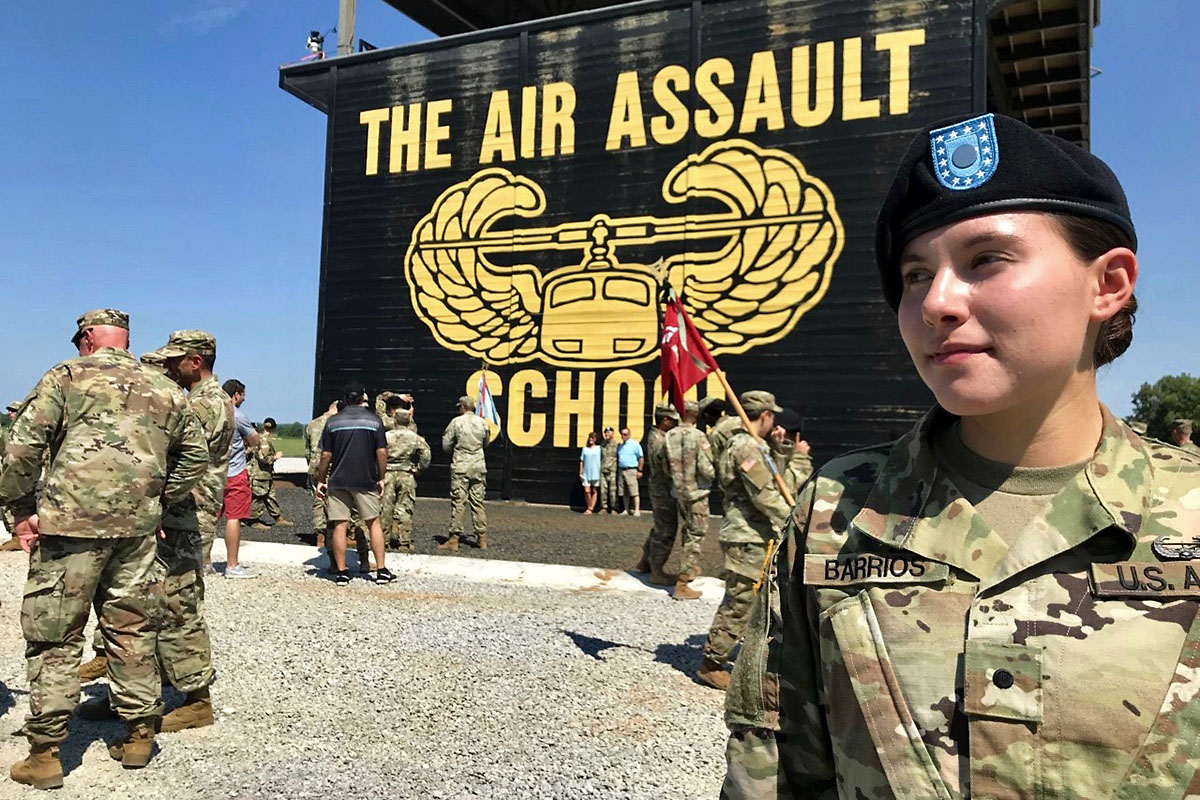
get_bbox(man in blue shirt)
[222,380,260,579]
[616,426,644,516]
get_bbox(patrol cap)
[1127,420,1148,436]
[740,390,782,414]
[876,113,1137,312]
[157,329,217,358]
[5,400,21,413]
[72,308,129,345]
[681,400,700,416]
[1172,418,1194,434]
[654,403,680,422]
[458,395,476,411]
[775,408,803,433]
[139,350,167,369]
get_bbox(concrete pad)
[215,537,725,601]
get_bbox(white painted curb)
[215,537,724,601]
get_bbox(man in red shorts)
[221,379,259,578]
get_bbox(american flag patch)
[740,456,758,472]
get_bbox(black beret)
[875,113,1136,311]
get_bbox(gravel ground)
[245,486,728,578]
[0,554,728,798]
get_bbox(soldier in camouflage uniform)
[696,390,787,692]
[722,115,1200,798]
[308,401,370,563]
[708,412,743,475]
[1170,418,1200,455]
[249,418,292,528]
[0,400,26,549]
[0,310,208,787]
[598,426,619,513]
[79,334,236,734]
[665,401,714,600]
[440,396,490,552]
[381,398,431,551]
[637,404,679,585]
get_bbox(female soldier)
[722,114,1200,799]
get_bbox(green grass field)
[272,435,306,458]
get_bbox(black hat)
[876,113,1136,311]
[775,408,803,434]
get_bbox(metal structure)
[282,0,1101,504]
[382,0,1100,145]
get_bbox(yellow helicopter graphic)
[404,139,844,368]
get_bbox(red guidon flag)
[660,290,720,412]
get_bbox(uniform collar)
[851,405,1146,589]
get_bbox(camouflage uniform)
[702,427,790,668]
[708,415,744,476]
[375,392,396,431]
[382,419,431,549]
[723,407,1200,799]
[248,429,282,522]
[773,439,814,496]
[0,341,208,746]
[599,437,620,512]
[156,369,234,694]
[442,410,490,540]
[644,422,678,572]
[665,419,714,581]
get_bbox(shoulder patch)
[740,456,758,473]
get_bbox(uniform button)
[992,669,1014,689]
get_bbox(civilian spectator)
[315,384,395,585]
[578,432,602,514]
[617,426,644,516]
[221,379,259,579]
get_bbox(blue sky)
[2,1,1195,425]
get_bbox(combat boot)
[108,720,156,769]
[632,549,650,573]
[10,743,63,790]
[696,658,730,691]
[159,688,214,733]
[476,533,488,550]
[276,518,294,527]
[398,540,415,553]
[647,568,677,586]
[673,579,702,600]
[79,653,108,682]
[436,535,459,553]
[0,537,23,552]
[387,536,401,550]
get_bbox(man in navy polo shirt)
[314,384,394,585]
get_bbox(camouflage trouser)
[250,479,281,522]
[598,468,618,512]
[448,470,486,536]
[156,528,213,693]
[703,540,769,666]
[381,470,417,545]
[643,485,678,571]
[22,534,164,745]
[311,484,327,531]
[676,496,710,582]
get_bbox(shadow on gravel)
[57,686,127,776]
[0,681,19,718]
[653,633,707,678]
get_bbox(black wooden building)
[280,0,1099,503]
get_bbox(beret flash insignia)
[930,113,998,191]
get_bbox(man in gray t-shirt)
[221,380,259,578]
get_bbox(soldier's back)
[2,348,196,539]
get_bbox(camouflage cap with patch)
[157,329,217,358]
[1172,418,1194,433]
[5,400,22,413]
[654,403,680,421]
[741,390,782,414]
[682,400,700,415]
[72,308,129,344]
[459,395,476,411]
[139,350,167,367]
